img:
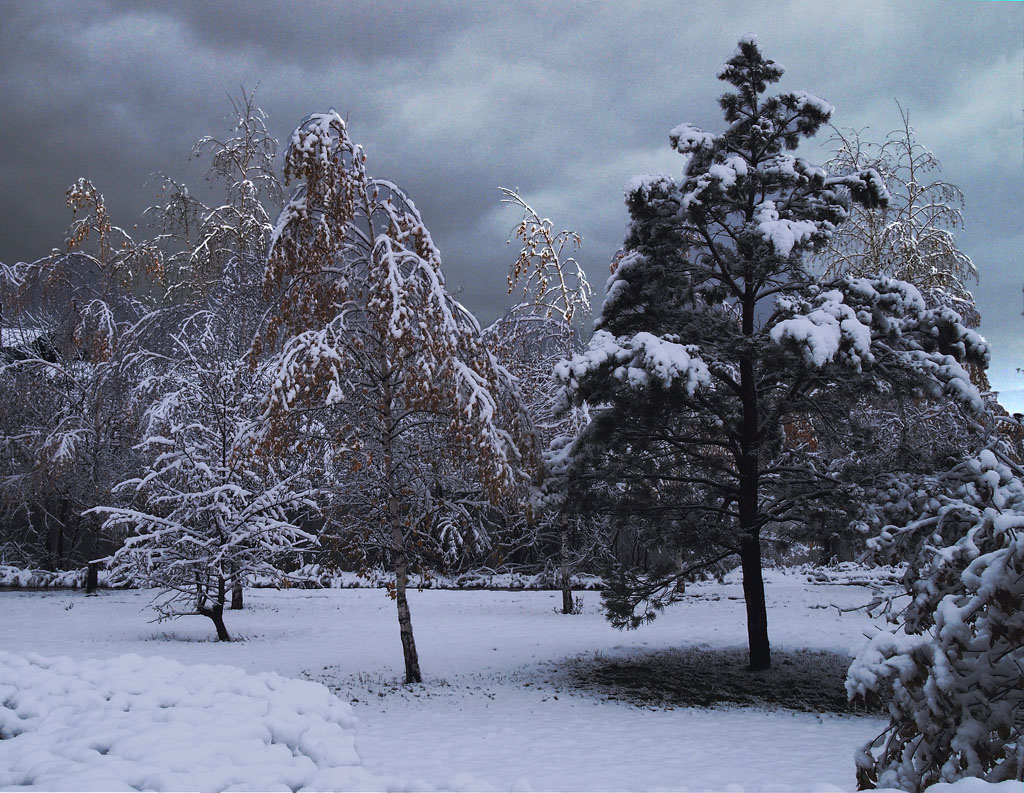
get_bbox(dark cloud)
[1,0,1021,405]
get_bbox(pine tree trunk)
[391,507,422,684]
[559,517,573,614]
[738,300,770,671]
[739,533,770,670]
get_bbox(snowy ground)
[0,569,977,791]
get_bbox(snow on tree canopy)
[669,123,717,155]
[554,328,710,401]
[754,200,823,257]
[770,276,988,410]
[623,173,675,201]
[770,289,873,368]
[789,90,834,117]
[848,450,1024,791]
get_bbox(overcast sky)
[2,1,1022,409]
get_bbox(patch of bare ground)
[563,646,884,715]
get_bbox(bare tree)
[818,103,978,324]
[486,188,597,613]
[93,311,314,641]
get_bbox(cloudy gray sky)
[2,1,1022,409]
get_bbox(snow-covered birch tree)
[263,111,533,683]
[485,188,598,613]
[556,36,988,670]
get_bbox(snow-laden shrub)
[847,449,1024,790]
[801,562,906,588]
[0,566,105,589]
[250,564,606,591]
[0,651,378,792]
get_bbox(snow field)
[0,651,379,792]
[0,571,1016,791]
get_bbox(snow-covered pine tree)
[556,36,988,670]
[92,311,314,641]
[847,448,1024,790]
[263,112,533,683]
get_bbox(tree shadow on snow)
[563,646,884,715]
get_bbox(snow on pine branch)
[555,329,710,404]
[769,276,988,412]
[753,200,823,258]
[669,123,717,155]
[848,449,1024,790]
[770,289,873,368]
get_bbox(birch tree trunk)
[391,505,422,684]
[382,369,422,684]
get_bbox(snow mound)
[0,651,379,792]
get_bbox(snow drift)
[0,651,379,792]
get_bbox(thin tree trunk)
[197,573,231,641]
[391,509,422,683]
[230,569,244,610]
[47,499,70,572]
[390,499,422,683]
[559,516,573,614]
[85,561,98,594]
[378,334,422,685]
[56,511,66,567]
